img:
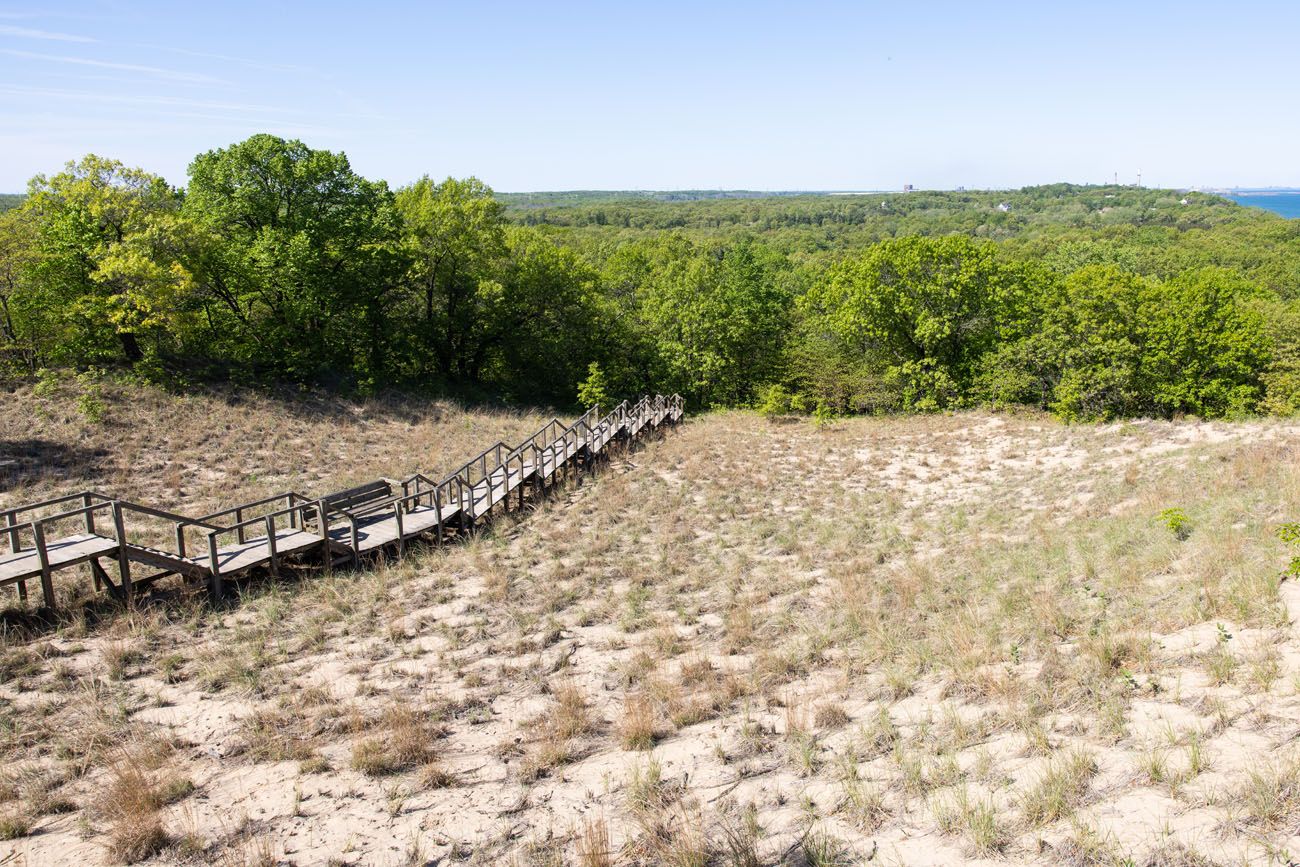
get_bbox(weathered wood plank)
[0,533,118,586]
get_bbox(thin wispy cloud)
[0,84,281,114]
[0,84,393,123]
[0,11,105,23]
[0,48,226,84]
[146,44,314,75]
[0,24,95,42]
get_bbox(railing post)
[32,520,54,609]
[434,487,444,545]
[316,500,331,574]
[394,503,405,558]
[112,502,132,604]
[207,532,223,600]
[3,509,17,554]
[265,515,278,577]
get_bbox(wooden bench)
[319,479,475,563]
[317,480,399,563]
[319,480,394,515]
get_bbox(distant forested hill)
[0,194,24,213]
[502,184,1300,298]
[498,189,827,208]
[503,185,1239,241]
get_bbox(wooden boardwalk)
[0,395,683,607]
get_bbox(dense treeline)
[2,134,1299,420]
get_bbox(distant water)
[1225,191,1300,219]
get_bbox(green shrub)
[1159,508,1190,540]
[576,361,612,412]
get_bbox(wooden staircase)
[0,395,683,607]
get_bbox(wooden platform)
[0,533,119,586]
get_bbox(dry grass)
[575,816,612,867]
[1018,748,1098,826]
[349,704,442,777]
[0,377,554,561]
[5,391,1300,864]
[619,691,657,750]
[98,751,192,864]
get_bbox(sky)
[1,1,1297,193]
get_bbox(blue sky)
[1,1,1296,192]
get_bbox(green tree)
[394,176,506,380]
[804,236,1038,410]
[0,207,40,371]
[491,227,605,402]
[624,236,791,407]
[986,265,1268,420]
[23,155,184,367]
[1140,268,1268,418]
[181,134,406,383]
[576,361,612,410]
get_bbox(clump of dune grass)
[520,681,596,781]
[350,704,442,777]
[99,751,193,864]
[575,816,613,867]
[1020,748,1098,826]
[619,692,656,750]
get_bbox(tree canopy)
[2,135,1297,421]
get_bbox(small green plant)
[756,383,802,417]
[576,362,612,413]
[0,811,32,840]
[801,828,854,866]
[32,367,64,398]
[1276,523,1300,576]
[1159,508,1190,540]
[74,369,107,424]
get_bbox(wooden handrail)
[0,490,114,522]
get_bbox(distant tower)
[1113,171,1118,185]
[1137,170,1142,187]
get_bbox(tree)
[394,176,506,380]
[803,236,1038,410]
[986,265,1268,421]
[576,361,612,410]
[0,207,40,371]
[23,155,184,367]
[181,134,406,383]
[491,227,604,402]
[1139,268,1267,418]
[619,236,792,408]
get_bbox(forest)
[2,133,1299,421]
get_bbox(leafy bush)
[755,383,797,417]
[576,361,612,411]
[1159,508,1190,540]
